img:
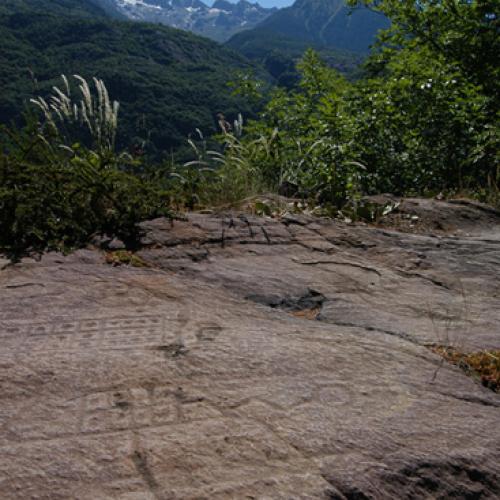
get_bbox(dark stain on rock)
[247,288,326,320]
[154,342,188,358]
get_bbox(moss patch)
[105,250,148,268]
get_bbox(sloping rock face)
[0,198,499,498]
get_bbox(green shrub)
[211,0,499,206]
[201,50,365,209]
[0,78,169,257]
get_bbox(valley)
[0,1,498,498]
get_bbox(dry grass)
[290,306,322,320]
[430,346,500,392]
[31,75,119,154]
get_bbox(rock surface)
[0,198,499,498]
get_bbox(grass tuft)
[431,346,500,392]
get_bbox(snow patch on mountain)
[99,0,276,41]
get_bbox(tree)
[346,0,499,189]
[348,1,499,105]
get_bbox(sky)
[207,0,295,7]
[252,0,294,6]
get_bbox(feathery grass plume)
[61,74,70,97]
[74,75,92,116]
[30,96,55,129]
[233,113,244,138]
[32,75,119,154]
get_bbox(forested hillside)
[226,28,364,86]
[0,0,115,17]
[0,0,256,156]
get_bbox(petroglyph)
[0,315,185,357]
[2,383,223,445]
[1,202,499,498]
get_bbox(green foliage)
[349,49,497,192]
[347,0,499,192]
[211,3,499,206]
[212,50,364,208]
[0,81,170,257]
[350,0,499,103]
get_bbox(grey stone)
[0,198,498,498]
[107,237,126,250]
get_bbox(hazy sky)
[208,0,295,7]
[252,0,294,6]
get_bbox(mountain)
[0,0,259,156]
[96,0,277,42]
[226,28,364,86]
[229,0,389,54]
[0,0,111,16]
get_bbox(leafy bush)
[0,78,169,257]
[195,50,366,209]
[349,49,497,194]
[348,0,499,193]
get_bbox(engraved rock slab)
[1,199,499,498]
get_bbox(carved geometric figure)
[0,315,183,357]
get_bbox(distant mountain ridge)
[95,0,277,41]
[225,0,386,88]
[0,0,109,16]
[232,0,389,53]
